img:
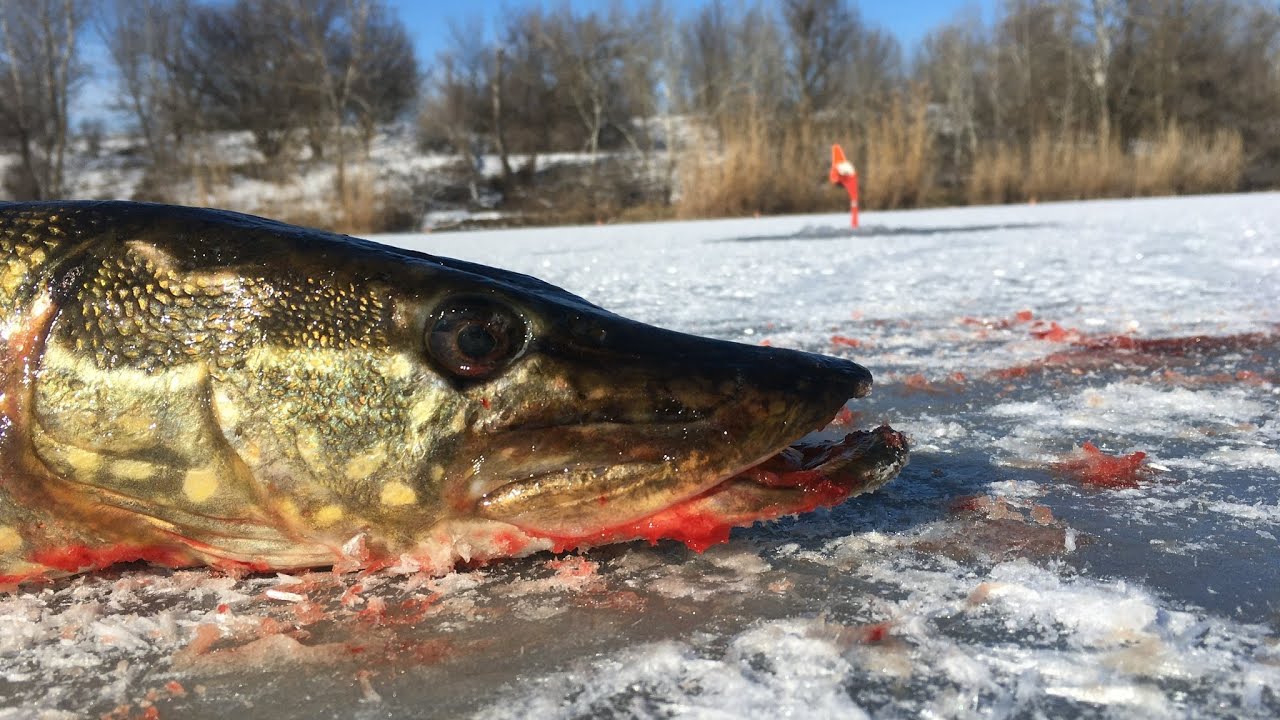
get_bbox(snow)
[2,192,1279,717]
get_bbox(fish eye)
[426,296,528,381]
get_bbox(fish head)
[212,238,906,562]
[301,253,907,556]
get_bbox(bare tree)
[917,15,987,169]
[418,17,492,193]
[781,0,860,113]
[1085,0,1119,139]
[679,1,787,121]
[100,0,194,176]
[494,8,561,163]
[287,0,417,155]
[171,0,312,162]
[345,5,417,146]
[683,0,735,116]
[0,0,91,199]
[537,6,632,162]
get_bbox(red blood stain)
[1054,441,1151,489]
[543,501,734,553]
[829,406,861,427]
[340,583,365,607]
[183,624,222,657]
[859,622,892,644]
[992,365,1030,379]
[900,373,943,394]
[547,556,598,578]
[357,596,389,624]
[480,397,491,409]
[384,638,455,665]
[394,595,441,624]
[992,330,1279,382]
[489,530,535,557]
[292,600,327,626]
[163,682,186,698]
[1030,321,1083,343]
[830,335,862,348]
[30,544,192,575]
[947,495,987,514]
[1081,333,1270,355]
[890,372,968,395]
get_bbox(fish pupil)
[457,322,499,359]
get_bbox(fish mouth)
[470,411,909,553]
[589,422,909,552]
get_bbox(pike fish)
[0,201,907,585]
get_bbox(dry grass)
[332,165,378,234]
[674,90,939,217]
[967,144,1023,205]
[674,112,816,218]
[965,125,1244,204]
[1174,127,1244,194]
[861,90,934,209]
[1024,131,1130,200]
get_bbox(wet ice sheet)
[2,194,1279,718]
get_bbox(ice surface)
[2,194,1278,717]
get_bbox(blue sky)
[394,0,993,62]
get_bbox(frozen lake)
[2,193,1278,718]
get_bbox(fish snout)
[550,313,875,424]
[717,343,873,436]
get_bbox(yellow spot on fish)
[314,505,344,526]
[111,458,154,482]
[409,397,436,426]
[345,445,388,481]
[0,527,22,554]
[183,467,219,502]
[383,353,415,379]
[296,430,324,472]
[430,465,445,483]
[277,499,304,525]
[212,388,241,428]
[62,444,103,476]
[117,412,156,437]
[380,482,417,507]
[1,263,26,295]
